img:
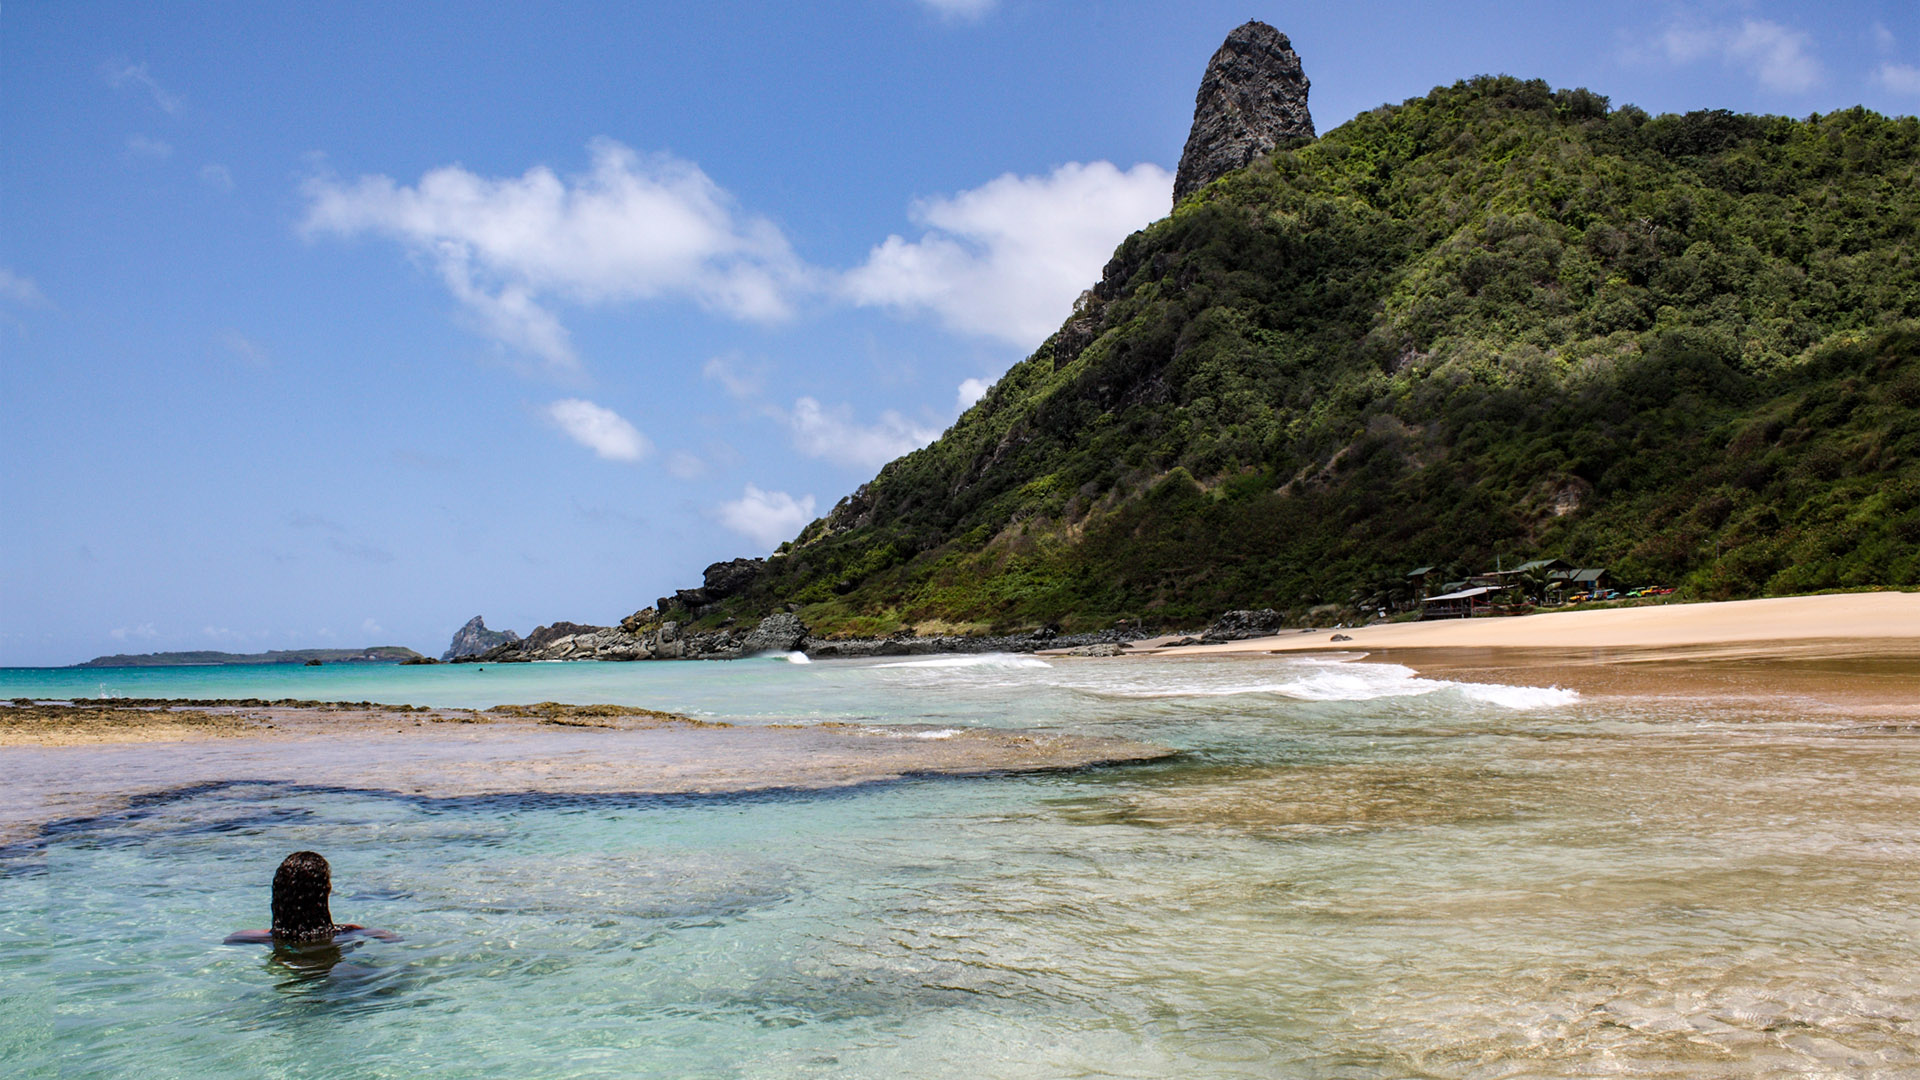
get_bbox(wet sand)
[1354,643,1920,718]
[0,701,1172,849]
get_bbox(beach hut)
[1514,558,1572,575]
[1419,585,1498,619]
[1551,567,1611,597]
[1405,565,1440,601]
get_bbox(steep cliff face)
[1172,20,1314,204]
[441,616,520,660]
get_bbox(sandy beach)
[1143,592,1920,654]
[1124,592,1920,710]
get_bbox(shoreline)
[1131,592,1920,655]
[1115,592,1920,714]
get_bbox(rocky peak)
[441,615,520,660]
[1173,21,1314,204]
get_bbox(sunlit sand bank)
[1128,592,1920,708]
[1145,592,1920,654]
[0,702,1172,849]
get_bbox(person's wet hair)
[270,851,340,942]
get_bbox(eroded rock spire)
[1173,21,1314,204]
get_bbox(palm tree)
[1517,565,1557,606]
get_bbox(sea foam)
[1083,659,1576,709]
[875,654,1053,670]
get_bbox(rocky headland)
[442,615,521,660]
[452,561,1156,664]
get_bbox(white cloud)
[545,398,652,462]
[1878,62,1920,95]
[200,162,234,191]
[666,450,707,479]
[918,0,997,18]
[125,134,173,160]
[702,354,764,398]
[362,617,386,637]
[1654,19,1822,93]
[104,61,182,114]
[0,268,47,306]
[1874,23,1897,53]
[717,484,816,550]
[843,161,1171,348]
[784,396,941,468]
[301,139,808,369]
[110,623,158,642]
[957,377,991,410]
[218,329,269,367]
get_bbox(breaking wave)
[875,654,1053,670]
[1082,660,1577,709]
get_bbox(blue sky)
[4,0,1917,666]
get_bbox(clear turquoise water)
[3,656,1916,1077]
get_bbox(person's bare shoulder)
[336,925,402,942]
[223,929,273,945]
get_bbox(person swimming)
[224,851,398,946]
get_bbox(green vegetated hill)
[703,77,1920,636]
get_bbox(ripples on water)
[2,655,1917,1077]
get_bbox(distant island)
[74,646,424,669]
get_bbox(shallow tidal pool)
[3,654,1917,1078]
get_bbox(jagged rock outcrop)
[453,612,815,664]
[441,616,520,661]
[449,611,1159,663]
[1201,608,1286,643]
[738,612,808,655]
[805,627,1138,659]
[1172,21,1314,204]
[657,558,767,617]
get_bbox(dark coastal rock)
[521,621,608,652]
[452,620,647,663]
[449,616,1161,664]
[803,628,1146,659]
[739,613,809,655]
[442,616,521,661]
[1202,608,1287,643]
[657,558,767,616]
[1061,642,1128,657]
[1173,21,1314,204]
